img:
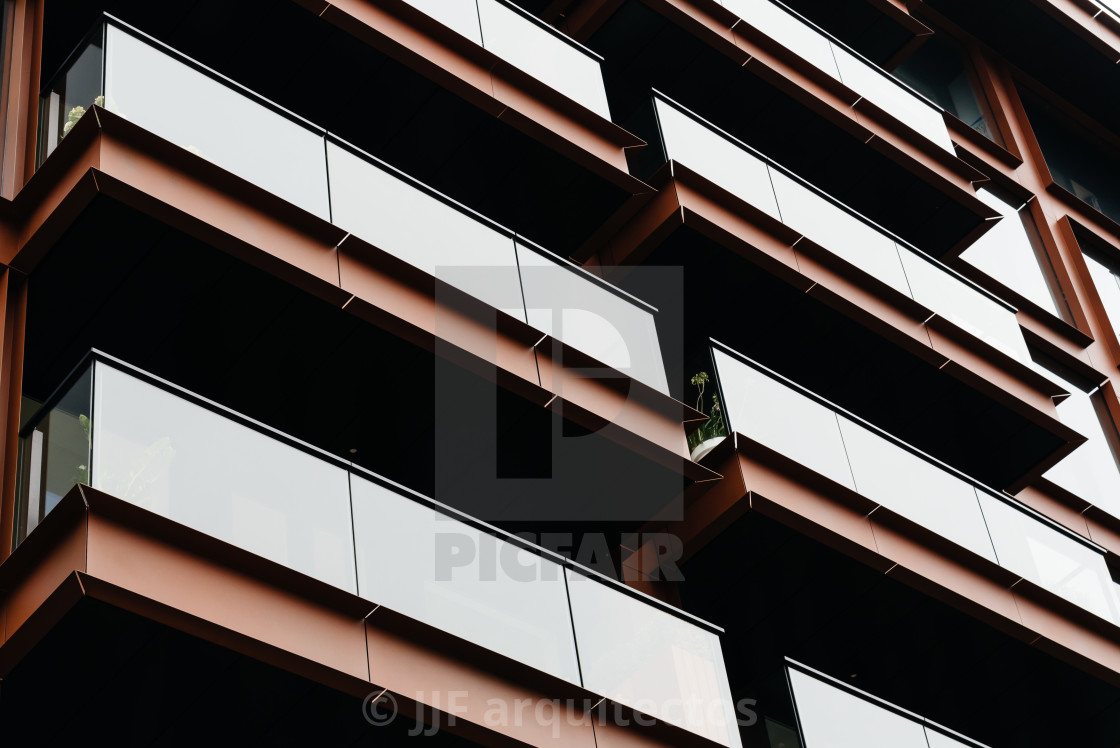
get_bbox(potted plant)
[687,371,727,461]
[61,95,105,139]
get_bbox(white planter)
[690,436,725,463]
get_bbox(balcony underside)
[583,0,996,256]
[593,177,1075,491]
[41,0,641,257]
[674,480,1120,748]
[1,597,479,745]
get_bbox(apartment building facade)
[0,0,1118,745]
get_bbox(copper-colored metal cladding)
[581,163,1084,482]
[860,0,935,69]
[0,269,26,566]
[643,437,1120,689]
[291,0,650,195]
[920,2,1120,506]
[0,109,711,487]
[0,0,41,198]
[0,487,719,748]
[3,0,1120,742]
[1021,0,1120,60]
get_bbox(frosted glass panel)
[898,247,1030,362]
[979,492,1120,625]
[655,98,781,220]
[91,363,356,592]
[567,569,741,747]
[721,0,840,77]
[352,476,580,683]
[837,416,997,563]
[960,190,1060,316]
[327,141,525,321]
[104,26,330,219]
[1032,361,1120,519]
[400,0,483,44]
[926,728,983,748]
[713,349,855,489]
[476,0,610,118]
[768,169,911,296]
[831,45,954,152]
[518,242,668,393]
[789,668,928,748]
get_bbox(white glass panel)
[830,45,954,152]
[1044,391,1120,519]
[767,169,911,296]
[91,364,356,592]
[351,476,580,684]
[926,727,985,748]
[103,26,330,219]
[960,190,1060,316]
[721,0,841,78]
[713,349,855,490]
[1083,253,1120,343]
[837,416,998,563]
[400,0,483,44]
[476,0,610,119]
[655,98,781,220]
[897,247,1030,362]
[978,492,1120,624]
[327,141,526,321]
[789,668,929,748]
[566,569,741,747]
[518,242,668,394]
[1031,360,1120,519]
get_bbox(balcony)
[15,351,739,746]
[401,0,612,119]
[716,0,955,153]
[786,660,988,748]
[710,340,1120,628]
[35,16,668,395]
[652,94,1029,364]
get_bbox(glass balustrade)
[654,95,1029,364]
[103,24,333,219]
[37,17,667,394]
[516,239,670,393]
[719,0,954,151]
[401,0,611,118]
[787,662,992,748]
[960,190,1062,318]
[566,569,742,747]
[895,245,1031,361]
[1032,356,1120,522]
[15,353,733,743]
[712,342,1120,626]
[351,474,581,683]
